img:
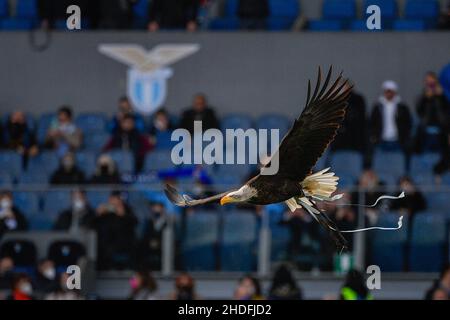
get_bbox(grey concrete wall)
[0,31,449,118]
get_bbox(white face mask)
[43,267,56,280]
[19,282,33,296]
[73,199,85,211]
[1,198,12,209]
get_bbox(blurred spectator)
[104,114,153,173]
[8,273,34,300]
[0,257,14,290]
[148,108,175,145]
[268,264,302,300]
[340,269,373,300]
[234,274,264,300]
[179,94,220,134]
[89,154,122,185]
[95,191,138,270]
[53,190,96,232]
[368,81,412,164]
[328,193,357,250]
[44,106,82,156]
[278,208,320,260]
[3,111,39,160]
[128,270,158,300]
[238,0,269,30]
[137,201,168,271]
[433,135,450,178]
[110,96,144,134]
[148,0,199,32]
[425,265,450,300]
[0,191,28,238]
[331,84,367,154]
[438,2,450,30]
[352,170,385,226]
[50,152,86,185]
[389,177,426,218]
[38,0,95,29]
[97,0,136,29]
[45,273,83,300]
[34,259,59,297]
[414,72,450,153]
[170,272,197,300]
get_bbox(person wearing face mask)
[0,191,29,239]
[4,111,39,161]
[89,154,121,185]
[170,273,197,300]
[128,270,158,300]
[148,108,175,147]
[34,259,59,297]
[103,114,153,173]
[109,96,145,134]
[137,201,168,270]
[50,152,86,185]
[53,190,96,232]
[8,273,34,300]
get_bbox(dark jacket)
[179,107,220,134]
[389,190,426,216]
[331,91,367,153]
[53,206,96,231]
[4,121,37,151]
[50,166,85,185]
[238,0,269,19]
[369,100,412,147]
[0,207,29,238]
[416,94,450,130]
[148,0,199,29]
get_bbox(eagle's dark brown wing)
[262,66,352,181]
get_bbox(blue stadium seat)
[0,151,23,178]
[441,172,450,187]
[106,150,134,173]
[221,113,253,131]
[27,151,59,176]
[323,0,356,20]
[404,0,439,21]
[86,190,110,208]
[308,20,344,31]
[212,170,244,192]
[0,0,8,18]
[209,17,239,30]
[17,171,49,187]
[75,113,107,133]
[271,224,290,261]
[330,151,363,180]
[370,213,407,271]
[409,213,446,272]
[54,18,90,30]
[267,17,295,30]
[16,0,38,19]
[224,0,238,17]
[349,20,377,31]
[439,63,450,101]
[13,192,39,215]
[75,151,96,177]
[182,211,219,271]
[256,114,291,141]
[220,211,258,271]
[363,0,397,20]
[155,131,176,150]
[267,0,300,30]
[83,132,109,151]
[144,150,173,172]
[393,19,426,31]
[0,172,12,188]
[132,0,150,28]
[373,151,405,177]
[410,153,440,174]
[36,112,56,145]
[28,212,53,231]
[42,190,71,218]
[0,18,34,30]
[425,192,448,211]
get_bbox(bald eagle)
[165,66,352,250]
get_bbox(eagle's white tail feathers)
[284,168,340,212]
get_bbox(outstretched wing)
[263,66,352,181]
[164,184,235,207]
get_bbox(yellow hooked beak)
[220,195,234,206]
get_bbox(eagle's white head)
[220,185,257,205]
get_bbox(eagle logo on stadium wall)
[98,44,200,115]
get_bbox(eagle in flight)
[165,66,352,251]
